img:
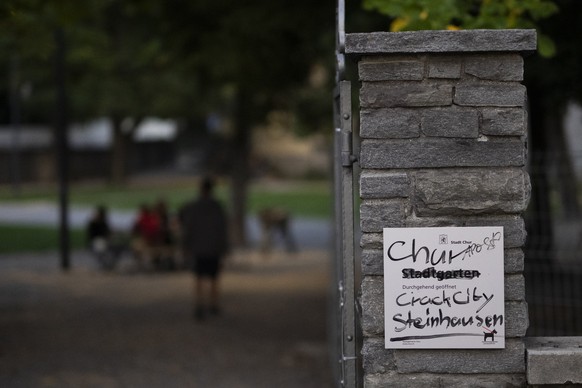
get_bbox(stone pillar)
[345,30,536,387]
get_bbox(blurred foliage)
[525,0,582,110]
[0,0,206,122]
[0,0,336,129]
[362,0,558,56]
[156,0,336,130]
[0,0,337,189]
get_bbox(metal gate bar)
[334,80,358,387]
[334,1,359,386]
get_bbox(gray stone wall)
[346,30,536,387]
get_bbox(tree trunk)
[110,115,131,185]
[229,89,252,247]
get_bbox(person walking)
[179,177,229,320]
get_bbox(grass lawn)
[0,224,85,254]
[0,179,333,218]
[0,179,331,254]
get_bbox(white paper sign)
[384,227,505,349]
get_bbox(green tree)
[157,0,335,245]
[66,0,203,183]
[0,1,75,124]
[1,0,204,183]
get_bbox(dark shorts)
[192,255,221,278]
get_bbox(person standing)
[179,177,229,320]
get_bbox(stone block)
[428,56,462,79]
[463,216,527,249]
[481,108,526,136]
[525,337,582,385]
[361,232,383,250]
[465,54,524,81]
[404,217,460,229]
[360,138,526,169]
[361,276,385,337]
[345,30,537,55]
[362,248,383,276]
[505,274,525,301]
[362,337,396,375]
[360,82,453,108]
[504,248,524,273]
[365,372,526,387]
[505,301,529,338]
[361,199,408,233]
[414,168,530,216]
[454,83,526,107]
[421,107,479,138]
[359,58,424,81]
[360,108,420,139]
[360,171,411,199]
[394,338,525,374]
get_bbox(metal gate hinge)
[341,130,356,167]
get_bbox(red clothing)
[133,211,160,245]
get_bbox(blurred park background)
[1,1,582,384]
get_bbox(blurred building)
[0,117,177,184]
[252,125,329,179]
[0,115,330,184]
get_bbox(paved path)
[0,249,334,387]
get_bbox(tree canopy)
[0,0,335,165]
